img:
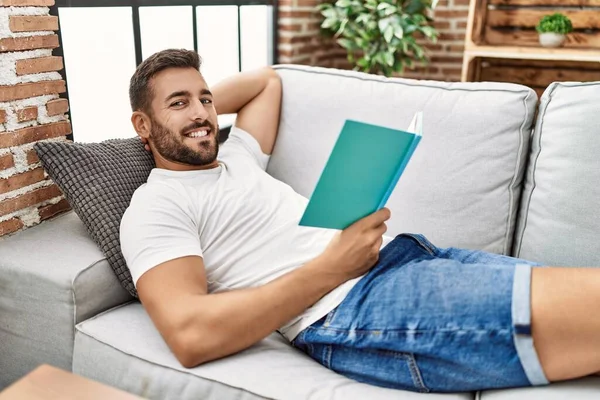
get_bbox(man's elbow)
[263,66,281,83]
[170,329,214,368]
[174,351,200,369]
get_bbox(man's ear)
[131,111,151,139]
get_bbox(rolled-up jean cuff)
[512,263,549,386]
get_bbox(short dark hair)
[129,49,202,113]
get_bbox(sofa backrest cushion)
[514,81,600,265]
[268,65,537,254]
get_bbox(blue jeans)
[292,234,548,393]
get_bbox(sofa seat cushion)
[73,302,473,400]
[479,377,600,400]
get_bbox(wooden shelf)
[461,0,600,85]
[465,45,600,63]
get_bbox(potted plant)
[318,0,439,76]
[536,13,573,48]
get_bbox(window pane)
[140,6,194,60]
[59,7,137,143]
[240,5,272,71]
[196,5,239,87]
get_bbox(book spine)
[377,135,422,209]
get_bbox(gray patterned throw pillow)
[34,138,155,298]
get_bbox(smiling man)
[120,49,600,394]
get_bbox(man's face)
[147,67,219,166]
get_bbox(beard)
[149,116,219,166]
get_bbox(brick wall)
[0,0,71,238]
[404,0,468,81]
[277,0,468,82]
[278,0,350,68]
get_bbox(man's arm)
[136,208,390,368]
[211,67,282,155]
[138,255,341,368]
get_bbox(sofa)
[1,64,599,399]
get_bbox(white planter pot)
[539,33,566,48]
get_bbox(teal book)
[299,112,423,230]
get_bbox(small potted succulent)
[536,13,573,48]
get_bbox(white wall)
[59,5,272,143]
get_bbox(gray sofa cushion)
[479,378,600,400]
[34,138,154,298]
[269,65,537,255]
[514,81,600,265]
[73,302,473,400]
[0,212,132,389]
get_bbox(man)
[121,49,600,393]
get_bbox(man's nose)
[190,98,209,121]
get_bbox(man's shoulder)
[120,182,198,242]
[124,178,189,220]
[219,126,270,171]
[130,179,177,203]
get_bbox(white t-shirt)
[120,126,391,341]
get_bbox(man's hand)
[315,208,391,282]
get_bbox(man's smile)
[184,127,211,139]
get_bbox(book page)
[407,112,423,135]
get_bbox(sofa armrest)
[0,211,133,389]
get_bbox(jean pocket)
[398,233,438,256]
[318,344,430,393]
[322,307,338,328]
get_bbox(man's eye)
[171,101,186,107]
[201,98,213,104]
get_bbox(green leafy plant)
[536,13,573,34]
[318,0,439,76]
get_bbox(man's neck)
[154,157,220,172]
